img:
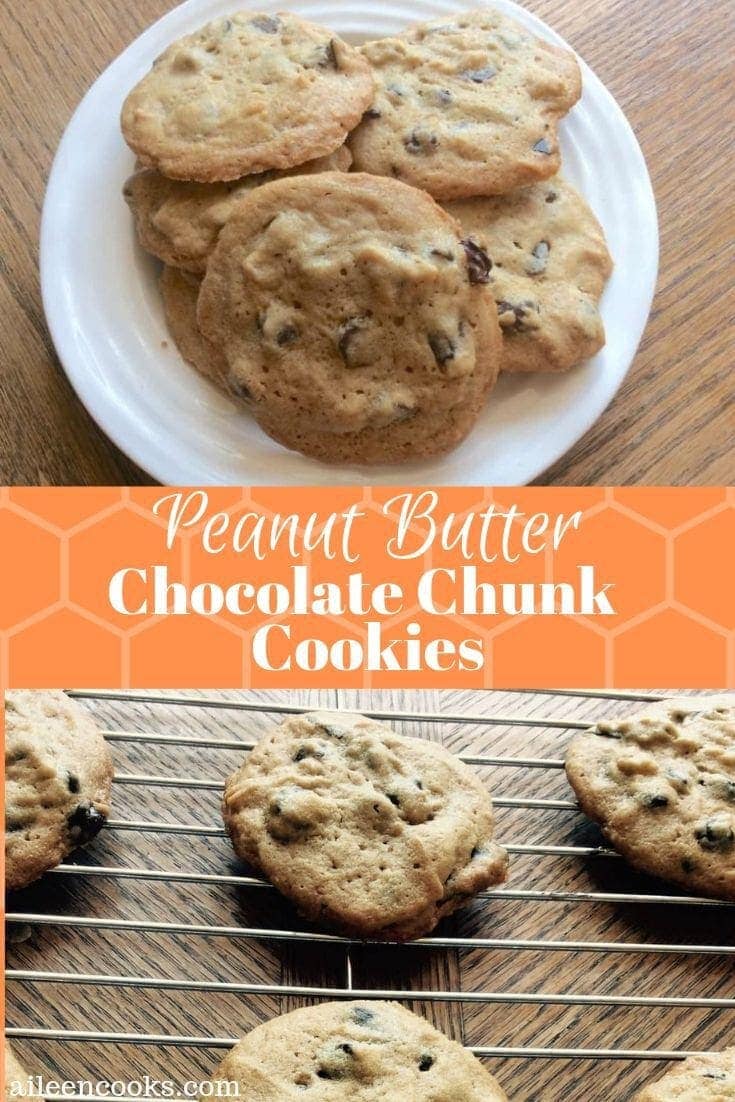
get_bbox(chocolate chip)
[695,816,735,851]
[428,332,455,367]
[392,402,416,423]
[461,237,492,284]
[404,130,439,155]
[497,300,537,332]
[705,774,735,801]
[293,745,324,762]
[641,793,669,809]
[702,1070,727,1080]
[533,137,553,154]
[545,189,558,203]
[251,14,280,33]
[351,1007,375,1026]
[461,66,496,82]
[418,1054,435,1071]
[430,247,455,261]
[526,239,550,275]
[363,106,382,120]
[338,1043,354,1055]
[309,39,339,70]
[337,317,368,365]
[67,773,80,794]
[276,325,298,346]
[67,802,105,843]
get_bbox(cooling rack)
[6,689,735,1102]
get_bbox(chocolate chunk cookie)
[160,266,230,388]
[634,1048,735,1100]
[5,691,113,891]
[222,711,508,940]
[197,171,501,464]
[121,12,374,181]
[566,700,735,900]
[446,176,612,372]
[4,1042,42,1102]
[206,1000,508,1099]
[124,146,351,274]
[350,8,581,200]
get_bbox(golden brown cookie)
[350,7,581,199]
[446,176,612,372]
[634,1048,735,1100]
[207,1001,508,1099]
[566,699,735,900]
[121,12,374,181]
[5,690,113,891]
[124,146,351,274]
[160,266,230,388]
[223,711,508,940]
[197,171,501,464]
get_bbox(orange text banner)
[1,486,732,689]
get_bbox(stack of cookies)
[121,6,612,465]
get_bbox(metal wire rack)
[6,689,735,1097]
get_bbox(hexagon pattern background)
[1,487,732,688]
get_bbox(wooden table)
[1,0,732,485]
[6,688,733,1102]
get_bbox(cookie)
[197,171,502,464]
[124,146,352,275]
[4,1042,42,1102]
[349,8,581,200]
[566,700,735,900]
[222,711,508,940]
[207,1000,508,1099]
[445,176,612,372]
[5,691,113,891]
[160,266,230,388]
[121,12,374,182]
[634,1048,735,1101]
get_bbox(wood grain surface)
[0,0,733,486]
[6,689,734,1102]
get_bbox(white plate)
[41,0,658,485]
